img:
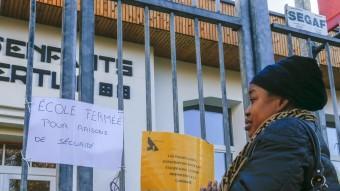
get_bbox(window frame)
[183,105,234,146]
[183,104,235,181]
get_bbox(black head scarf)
[250,55,327,111]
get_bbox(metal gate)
[18,0,340,190]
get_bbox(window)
[3,143,55,168]
[332,161,340,182]
[214,152,227,182]
[9,179,50,191]
[326,121,338,156]
[184,105,233,146]
[184,105,233,181]
[5,144,21,166]
[326,118,340,181]
[0,143,3,165]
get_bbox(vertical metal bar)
[317,109,329,146]
[307,39,328,145]
[117,0,125,190]
[193,0,206,140]
[307,38,313,58]
[170,12,179,133]
[78,0,94,190]
[144,6,152,132]
[325,43,340,154]
[316,56,329,146]
[79,0,94,111]
[20,0,36,190]
[216,0,232,169]
[59,0,77,190]
[117,0,124,110]
[295,0,311,57]
[249,0,275,72]
[284,4,293,56]
[235,0,255,111]
[287,33,293,56]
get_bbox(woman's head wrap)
[250,55,327,111]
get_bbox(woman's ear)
[277,98,290,112]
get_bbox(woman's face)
[245,84,288,137]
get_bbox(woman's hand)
[200,181,219,191]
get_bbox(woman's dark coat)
[230,117,340,191]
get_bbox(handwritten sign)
[286,5,328,35]
[26,97,123,170]
[141,131,214,191]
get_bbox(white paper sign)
[286,6,328,36]
[26,97,123,170]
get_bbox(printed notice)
[141,131,214,191]
[26,97,123,170]
[286,5,328,35]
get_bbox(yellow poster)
[141,131,214,191]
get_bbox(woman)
[202,56,340,191]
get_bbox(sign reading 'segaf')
[26,97,123,170]
[286,5,328,36]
